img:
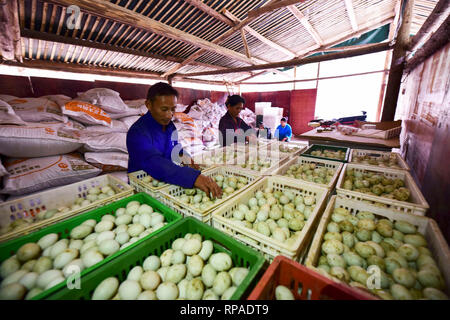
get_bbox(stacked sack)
[172,112,204,156]
[61,89,150,182]
[186,98,227,149]
[0,88,149,200]
[239,108,257,128]
[0,96,101,200]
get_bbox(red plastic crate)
[247,256,376,300]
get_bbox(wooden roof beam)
[240,28,252,59]
[184,0,234,27]
[344,0,359,32]
[222,9,297,59]
[174,42,392,77]
[47,0,254,65]
[405,13,450,71]
[247,0,308,18]
[21,28,232,72]
[4,58,233,86]
[161,0,283,77]
[3,58,163,79]
[409,0,450,50]
[0,0,22,62]
[287,5,324,46]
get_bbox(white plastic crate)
[212,176,329,261]
[0,175,133,242]
[273,156,343,191]
[128,165,215,200]
[336,163,429,216]
[305,195,450,299]
[159,166,261,224]
[349,149,410,171]
[266,141,307,158]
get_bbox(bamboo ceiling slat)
[79,14,92,39]
[76,46,86,63]
[114,25,132,46]
[94,19,110,42]
[57,43,66,61]
[30,0,36,31]
[40,2,48,32]
[108,51,122,67]
[19,0,25,29]
[101,21,118,44]
[86,17,100,41]
[56,6,66,35]
[121,28,140,48]
[125,56,143,70]
[28,38,33,59]
[69,45,80,63]
[50,40,57,60]
[36,39,42,59]
[116,53,132,68]
[43,37,50,59]
[93,49,107,65]
[48,4,57,33]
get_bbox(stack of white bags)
[0,90,256,202]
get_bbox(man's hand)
[188,163,201,170]
[181,154,200,170]
[282,137,288,142]
[194,174,223,199]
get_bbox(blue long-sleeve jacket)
[275,124,293,141]
[126,112,201,188]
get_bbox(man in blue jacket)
[275,118,292,142]
[127,82,222,198]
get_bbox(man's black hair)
[225,95,245,107]
[146,82,179,102]
[281,117,287,122]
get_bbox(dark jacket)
[218,111,252,146]
[257,127,271,140]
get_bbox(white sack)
[84,152,128,172]
[0,100,27,126]
[106,171,129,184]
[85,120,128,133]
[124,99,146,109]
[108,107,146,119]
[62,100,112,127]
[76,88,129,114]
[0,122,83,158]
[0,158,8,177]
[120,116,140,130]
[176,104,187,113]
[0,95,17,102]
[0,153,101,195]
[41,94,72,108]
[80,131,127,153]
[9,97,68,123]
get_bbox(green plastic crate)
[44,217,266,300]
[302,144,350,163]
[0,193,182,300]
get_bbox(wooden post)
[293,66,297,90]
[0,0,22,62]
[381,0,414,122]
[316,62,320,89]
[376,0,401,121]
